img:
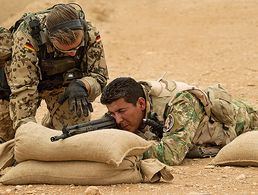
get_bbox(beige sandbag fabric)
[15,122,153,166]
[0,157,142,185]
[0,157,174,185]
[0,139,15,170]
[210,131,258,166]
[140,159,174,183]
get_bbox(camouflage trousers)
[0,100,15,142]
[40,88,91,130]
[233,100,258,134]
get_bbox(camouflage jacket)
[136,79,206,165]
[5,12,108,128]
[137,79,258,166]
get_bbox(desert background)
[1,0,258,194]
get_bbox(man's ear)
[138,97,146,110]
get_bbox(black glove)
[58,79,93,117]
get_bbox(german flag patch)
[24,43,35,52]
[96,35,101,43]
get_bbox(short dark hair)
[100,77,145,105]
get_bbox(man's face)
[106,98,146,133]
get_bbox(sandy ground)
[1,0,258,194]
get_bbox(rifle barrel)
[50,133,69,142]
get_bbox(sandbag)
[0,157,142,185]
[0,157,174,185]
[140,158,174,182]
[210,131,258,166]
[0,139,15,170]
[15,122,153,166]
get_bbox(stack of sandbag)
[0,122,174,185]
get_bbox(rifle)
[143,118,164,139]
[143,111,164,139]
[50,113,117,142]
[50,113,164,142]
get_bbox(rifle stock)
[50,113,117,142]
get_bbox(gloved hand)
[58,79,93,117]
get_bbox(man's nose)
[114,113,123,124]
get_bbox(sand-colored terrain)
[1,0,258,194]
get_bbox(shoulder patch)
[164,114,174,132]
[24,42,35,52]
[96,35,101,43]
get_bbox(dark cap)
[47,19,83,34]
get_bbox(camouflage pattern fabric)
[0,27,12,66]
[139,79,258,166]
[142,90,205,165]
[5,12,108,130]
[233,100,258,135]
[40,88,91,129]
[0,100,15,142]
[0,27,12,141]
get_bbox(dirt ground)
[1,0,258,194]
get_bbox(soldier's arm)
[6,28,39,129]
[146,91,205,165]
[79,22,109,102]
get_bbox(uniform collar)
[138,82,153,132]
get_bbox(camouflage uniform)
[138,79,258,166]
[0,27,12,65]
[0,100,15,142]
[4,12,108,133]
[0,27,14,142]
